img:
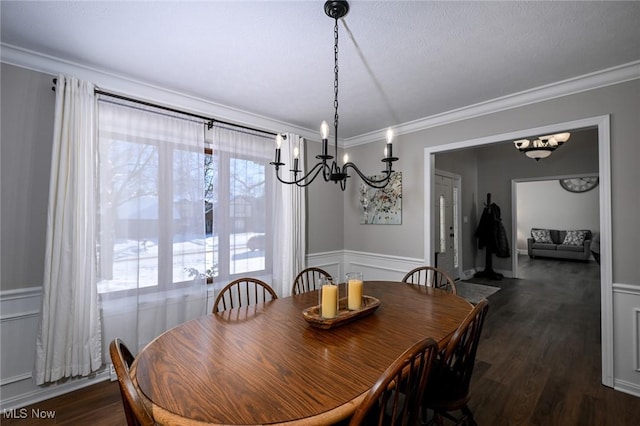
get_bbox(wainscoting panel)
[0,287,109,411]
[307,250,424,283]
[0,287,41,389]
[305,250,344,283]
[612,283,640,397]
[343,251,425,282]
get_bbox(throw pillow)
[562,230,587,246]
[532,229,553,244]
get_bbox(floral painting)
[359,172,402,224]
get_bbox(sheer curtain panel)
[35,75,102,385]
[97,99,208,357]
[208,127,305,297]
[272,133,306,297]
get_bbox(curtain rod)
[52,78,277,137]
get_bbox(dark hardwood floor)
[469,255,640,426]
[3,255,639,425]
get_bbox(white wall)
[516,179,600,251]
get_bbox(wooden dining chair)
[401,266,457,295]
[349,337,439,426]
[422,299,489,426]
[109,338,155,426]
[291,267,332,294]
[212,277,278,313]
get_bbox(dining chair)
[349,337,439,426]
[291,267,332,294]
[109,338,155,426]
[422,299,489,426]
[401,266,457,295]
[212,277,278,313]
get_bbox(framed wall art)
[359,171,402,224]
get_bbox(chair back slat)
[350,337,438,426]
[292,267,332,294]
[213,277,278,313]
[442,298,489,393]
[401,266,457,295]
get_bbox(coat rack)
[474,193,505,280]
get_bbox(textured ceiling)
[1,1,639,139]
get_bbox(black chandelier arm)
[342,162,394,189]
[272,160,329,187]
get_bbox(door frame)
[423,114,613,387]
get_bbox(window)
[439,194,446,254]
[97,100,206,294]
[205,147,271,282]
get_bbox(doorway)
[513,177,600,277]
[434,170,462,280]
[424,115,613,387]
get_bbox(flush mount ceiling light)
[513,132,571,161]
[270,0,398,191]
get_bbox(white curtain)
[209,127,305,297]
[35,75,102,385]
[273,133,306,297]
[97,98,208,356]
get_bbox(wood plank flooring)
[2,255,639,425]
[469,255,640,426]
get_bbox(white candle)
[321,284,338,318]
[348,279,363,310]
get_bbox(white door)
[434,172,460,280]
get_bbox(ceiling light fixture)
[270,0,398,190]
[513,132,571,161]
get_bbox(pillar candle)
[348,279,363,310]
[321,284,338,318]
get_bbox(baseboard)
[0,370,110,412]
[614,378,640,398]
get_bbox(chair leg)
[461,405,476,426]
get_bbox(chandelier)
[513,132,571,161]
[270,0,398,191]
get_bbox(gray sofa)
[527,228,592,261]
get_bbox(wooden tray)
[302,296,381,329]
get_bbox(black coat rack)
[474,193,505,280]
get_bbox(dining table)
[131,280,474,426]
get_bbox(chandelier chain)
[333,17,339,136]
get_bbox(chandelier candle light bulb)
[386,128,394,159]
[320,120,329,157]
[274,134,283,164]
[293,146,299,171]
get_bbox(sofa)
[527,228,593,261]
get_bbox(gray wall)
[1,63,55,291]
[304,139,345,254]
[336,79,638,284]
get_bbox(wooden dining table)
[131,280,473,426]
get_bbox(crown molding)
[2,43,638,148]
[345,60,640,148]
[0,43,318,141]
